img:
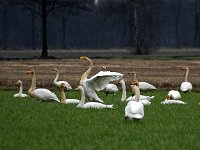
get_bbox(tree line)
[0,0,199,58]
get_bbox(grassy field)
[0,89,200,150]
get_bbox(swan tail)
[106,105,113,108]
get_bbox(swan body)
[139,82,156,90]
[125,80,144,120]
[168,90,181,100]
[60,83,80,104]
[53,68,72,90]
[80,56,123,103]
[13,80,28,97]
[180,67,192,92]
[76,86,113,109]
[103,83,119,95]
[27,69,60,102]
[129,71,156,90]
[161,95,187,105]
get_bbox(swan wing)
[64,99,80,104]
[161,100,187,104]
[180,82,192,92]
[33,88,59,102]
[125,101,144,119]
[87,71,123,91]
[139,82,156,90]
[168,90,181,100]
[83,102,113,109]
[54,81,72,90]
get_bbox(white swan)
[180,67,192,92]
[119,79,154,105]
[60,83,80,104]
[125,80,144,121]
[129,71,156,90]
[161,95,187,105]
[53,68,72,90]
[13,80,28,97]
[75,86,113,109]
[168,90,181,100]
[102,66,119,95]
[80,56,123,103]
[27,69,60,102]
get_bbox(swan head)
[27,68,35,75]
[166,95,170,100]
[60,83,65,90]
[75,86,82,91]
[102,66,107,71]
[118,79,125,85]
[181,66,189,70]
[16,80,22,85]
[128,71,136,75]
[131,80,139,86]
[80,56,90,61]
[52,68,58,72]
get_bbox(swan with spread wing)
[79,56,123,103]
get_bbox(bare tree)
[168,0,183,48]
[14,0,93,58]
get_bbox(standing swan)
[53,68,72,90]
[75,86,113,109]
[13,80,28,97]
[60,83,80,104]
[80,56,123,103]
[125,80,144,121]
[27,69,60,102]
[129,71,156,90]
[180,67,192,92]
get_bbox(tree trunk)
[133,2,141,55]
[41,1,48,58]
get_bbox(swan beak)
[181,67,188,70]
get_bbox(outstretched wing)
[87,71,123,91]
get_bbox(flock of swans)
[13,56,194,121]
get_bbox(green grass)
[0,90,200,150]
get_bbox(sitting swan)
[53,68,72,90]
[125,80,144,121]
[119,79,154,105]
[60,83,80,104]
[13,80,28,97]
[80,56,123,103]
[168,90,181,100]
[75,86,113,109]
[129,71,156,90]
[27,69,60,102]
[102,66,119,95]
[180,66,192,92]
[161,95,187,105]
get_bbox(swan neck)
[134,73,136,80]
[80,88,85,105]
[19,83,23,95]
[121,81,126,101]
[80,59,93,85]
[29,73,36,93]
[133,86,140,102]
[60,88,66,103]
[185,69,189,82]
[54,71,59,82]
